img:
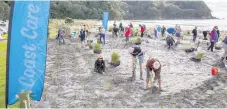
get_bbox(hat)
[153,61,160,70]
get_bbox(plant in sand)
[215,41,222,50]
[93,43,102,54]
[108,26,113,32]
[132,37,141,45]
[111,50,120,67]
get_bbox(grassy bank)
[0,42,19,108]
[0,42,6,107]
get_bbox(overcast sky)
[204,0,227,19]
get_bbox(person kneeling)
[94,55,106,74]
[166,35,175,49]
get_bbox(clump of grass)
[132,37,141,45]
[93,43,102,51]
[108,26,113,32]
[111,50,120,63]
[2,34,8,39]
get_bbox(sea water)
[97,19,227,31]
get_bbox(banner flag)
[102,12,109,30]
[6,0,50,105]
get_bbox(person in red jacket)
[140,24,145,37]
[146,58,162,90]
[125,26,131,42]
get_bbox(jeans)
[208,42,215,52]
[193,35,197,42]
[100,34,105,44]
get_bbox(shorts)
[146,68,161,79]
[176,32,181,38]
[137,55,144,64]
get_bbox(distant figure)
[208,26,218,52]
[216,26,220,39]
[57,28,65,45]
[161,25,166,37]
[139,24,145,37]
[129,23,133,28]
[113,26,119,37]
[145,58,162,90]
[85,24,89,36]
[80,29,86,47]
[192,27,198,42]
[94,55,106,74]
[175,25,182,44]
[129,46,144,81]
[99,27,106,44]
[125,26,131,42]
[113,21,117,28]
[203,30,208,40]
[154,28,158,38]
[119,22,124,32]
[166,35,175,49]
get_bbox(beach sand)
[31,27,227,108]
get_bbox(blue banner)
[7,1,50,105]
[102,12,109,30]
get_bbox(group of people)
[94,45,162,90]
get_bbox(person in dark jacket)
[203,30,208,40]
[80,29,86,47]
[166,35,175,49]
[217,26,220,39]
[161,25,166,37]
[129,46,144,81]
[192,27,197,42]
[94,55,106,74]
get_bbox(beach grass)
[0,42,7,108]
[0,42,19,108]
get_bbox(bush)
[65,17,74,24]
[132,37,141,45]
[111,51,120,63]
[108,26,113,32]
[93,43,101,51]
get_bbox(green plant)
[93,43,101,51]
[132,37,141,44]
[195,52,205,60]
[108,26,113,32]
[111,51,120,63]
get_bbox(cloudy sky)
[204,0,227,19]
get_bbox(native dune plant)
[111,50,120,67]
[132,37,141,45]
[93,43,102,54]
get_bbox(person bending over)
[146,58,162,90]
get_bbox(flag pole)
[5,1,15,108]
